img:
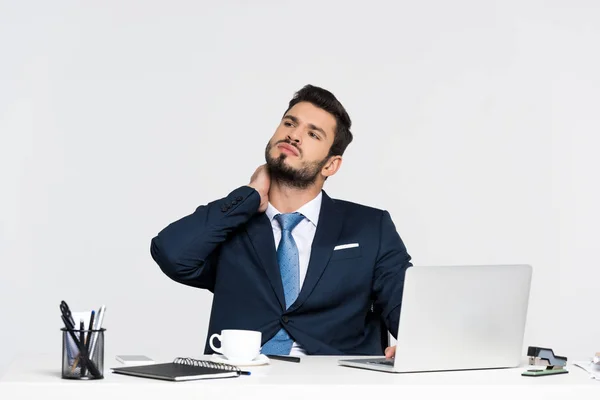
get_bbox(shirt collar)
[265,191,323,227]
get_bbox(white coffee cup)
[209,329,262,362]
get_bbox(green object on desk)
[521,367,569,377]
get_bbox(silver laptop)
[339,264,532,373]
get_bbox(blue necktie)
[261,212,304,355]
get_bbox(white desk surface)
[0,353,598,399]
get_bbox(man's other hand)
[385,345,396,359]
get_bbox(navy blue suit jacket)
[150,186,412,355]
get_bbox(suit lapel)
[245,214,286,310]
[290,191,343,311]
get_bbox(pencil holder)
[61,327,106,379]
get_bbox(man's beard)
[265,140,329,189]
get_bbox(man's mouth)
[277,142,300,156]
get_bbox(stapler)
[521,346,568,377]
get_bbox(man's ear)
[322,155,342,178]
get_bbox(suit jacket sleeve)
[372,210,413,339]
[150,186,260,291]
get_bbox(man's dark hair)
[285,84,353,157]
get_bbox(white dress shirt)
[265,191,322,356]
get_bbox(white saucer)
[210,353,270,367]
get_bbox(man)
[150,84,411,358]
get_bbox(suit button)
[236,196,243,201]
[221,205,228,212]
[281,316,289,324]
[232,200,238,205]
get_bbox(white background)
[1,0,599,376]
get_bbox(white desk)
[0,354,597,399]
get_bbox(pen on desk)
[266,355,301,363]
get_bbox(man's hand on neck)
[247,164,271,213]
[247,164,323,214]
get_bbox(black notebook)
[111,357,249,381]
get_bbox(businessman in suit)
[150,84,411,357]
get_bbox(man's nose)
[286,129,301,144]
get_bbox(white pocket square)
[334,243,359,251]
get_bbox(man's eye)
[309,132,320,139]
[284,122,293,127]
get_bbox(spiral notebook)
[111,357,250,381]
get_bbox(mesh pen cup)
[61,327,106,380]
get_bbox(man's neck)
[268,179,323,213]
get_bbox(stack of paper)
[573,360,600,380]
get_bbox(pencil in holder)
[61,327,106,379]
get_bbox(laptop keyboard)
[366,359,394,366]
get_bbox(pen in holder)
[61,326,106,380]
